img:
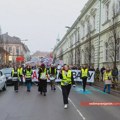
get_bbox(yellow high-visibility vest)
[40,68,47,79]
[26,70,32,78]
[50,68,56,74]
[12,69,19,77]
[81,68,88,77]
[104,71,112,80]
[18,68,23,75]
[61,70,72,86]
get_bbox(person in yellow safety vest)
[24,65,33,92]
[48,64,57,91]
[80,65,90,92]
[38,64,48,96]
[11,66,19,92]
[103,67,112,94]
[59,64,75,109]
[18,65,23,85]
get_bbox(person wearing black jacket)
[101,66,105,81]
[80,65,90,92]
[11,66,19,92]
[48,64,57,91]
[112,67,119,88]
[59,65,75,109]
[24,65,33,92]
[38,64,48,96]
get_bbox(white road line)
[57,86,86,120]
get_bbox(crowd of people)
[10,63,119,109]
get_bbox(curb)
[94,83,120,97]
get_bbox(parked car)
[0,70,7,91]
[1,68,13,85]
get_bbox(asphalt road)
[0,84,120,120]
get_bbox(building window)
[91,46,95,63]
[93,15,96,30]
[87,19,90,34]
[81,50,84,64]
[105,2,110,21]
[75,31,78,43]
[118,0,120,13]
[105,37,120,62]
[85,47,89,64]
[73,33,76,45]
[70,36,73,47]
[16,47,19,55]
[105,42,109,62]
[83,24,85,37]
[78,27,81,40]
[9,47,12,54]
[116,39,120,61]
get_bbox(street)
[0,84,120,120]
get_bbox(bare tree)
[84,22,92,67]
[107,5,120,68]
[75,27,80,67]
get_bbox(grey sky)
[0,0,88,53]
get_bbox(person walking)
[95,68,100,82]
[103,67,112,94]
[101,66,105,81]
[18,65,24,85]
[24,65,33,92]
[11,66,19,92]
[80,65,89,92]
[38,64,48,96]
[48,64,57,91]
[112,66,119,89]
[59,65,75,109]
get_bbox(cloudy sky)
[0,0,88,53]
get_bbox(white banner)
[30,69,95,83]
[56,70,95,83]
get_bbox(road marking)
[57,86,86,120]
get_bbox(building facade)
[0,33,30,64]
[0,47,9,66]
[53,0,120,69]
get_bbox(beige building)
[31,51,51,59]
[0,33,30,64]
[53,0,120,69]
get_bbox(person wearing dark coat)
[24,65,33,92]
[11,66,19,92]
[38,64,48,96]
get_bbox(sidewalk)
[94,81,120,97]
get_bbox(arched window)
[116,38,120,61]
[81,49,84,64]
[91,46,95,64]
[105,42,109,61]
[85,47,89,64]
